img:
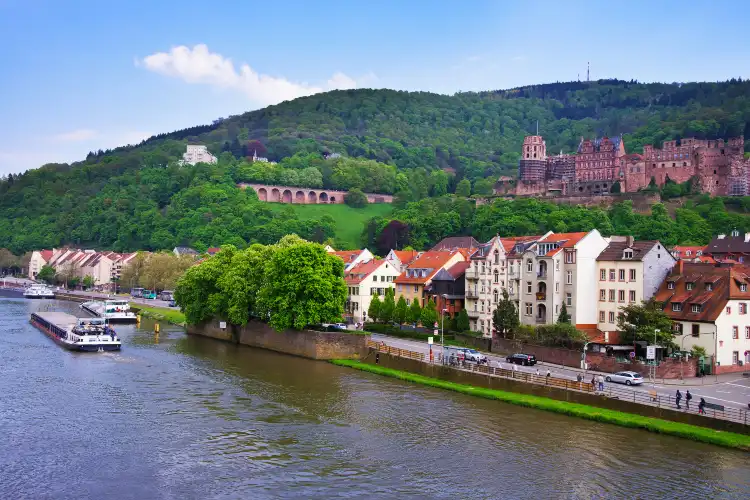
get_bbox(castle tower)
[519,135,548,181]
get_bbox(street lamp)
[440,293,449,351]
[680,335,689,380]
[582,341,591,373]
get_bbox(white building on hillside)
[181,145,217,165]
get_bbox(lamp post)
[680,335,689,380]
[582,341,591,373]
[441,293,448,350]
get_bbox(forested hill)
[1,79,750,254]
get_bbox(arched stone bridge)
[237,183,393,204]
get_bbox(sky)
[1,0,749,176]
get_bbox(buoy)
[136,314,141,325]
[154,323,160,334]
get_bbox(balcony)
[465,269,480,280]
[537,271,548,279]
[536,292,546,301]
[467,309,481,318]
[465,288,479,298]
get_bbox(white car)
[462,348,488,364]
[606,371,644,386]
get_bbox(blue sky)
[1,0,749,175]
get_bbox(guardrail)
[368,342,750,427]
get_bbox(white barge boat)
[24,285,56,299]
[30,312,122,351]
[81,299,136,323]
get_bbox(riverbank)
[130,304,186,326]
[332,360,750,451]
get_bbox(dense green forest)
[1,79,750,253]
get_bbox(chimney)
[626,235,634,247]
[676,259,684,275]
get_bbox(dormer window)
[685,251,692,256]
[686,282,694,291]
[705,283,713,291]
[667,282,675,290]
[691,304,701,313]
[741,284,748,292]
[697,251,703,256]
[672,303,682,312]
[623,249,633,259]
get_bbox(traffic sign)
[629,351,636,359]
[428,337,433,345]
[646,346,656,360]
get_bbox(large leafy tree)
[36,265,56,284]
[368,294,382,323]
[616,300,675,349]
[379,288,395,323]
[420,298,438,329]
[394,295,408,325]
[407,299,422,325]
[456,309,470,332]
[492,289,519,338]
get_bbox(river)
[0,298,748,499]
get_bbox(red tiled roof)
[345,260,384,284]
[40,250,53,261]
[395,251,462,285]
[445,261,470,279]
[206,247,221,255]
[332,250,361,263]
[501,236,542,253]
[539,231,588,248]
[391,250,419,265]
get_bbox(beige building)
[596,238,675,336]
[28,248,140,289]
[344,259,401,323]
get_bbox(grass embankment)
[331,360,750,451]
[130,304,186,326]
[266,203,393,249]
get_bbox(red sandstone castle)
[512,134,749,197]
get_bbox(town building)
[654,261,750,374]
[328,248,375,272]
[395,251,465,308]
[428,261,470,320]
[344,259,400,323]
[704,230,750,263]
[464,236,512,336]
[28,249,54,279]
[173,247,199,257]
[596,238,675,339]
[180,145,217,165]
[671,245,707,260]
[28,248,140,289]
[512,134,749,197]
[430,236,480,253]
[514,230,608,327]
[384,249,421,272]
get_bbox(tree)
[344,188,368,208]
[690,345,707,358]
[368,294,382,323]
[407,299,422,325]
[456,308,470,332]
[616,300,676,349]
[472,178,495,196]
[379,288,395,323]
[557,302,571,324]
[82,275,96,289]
[420,298,437,329]
[36,265,56,284]
[56,261,79,288]
[492,289,519,338]
[394,295,408,325]
[455,179,471,198]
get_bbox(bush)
[364,322,454,341]
[344,188,368,208]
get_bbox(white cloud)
[138,44,367,105]
[53,129,98,142]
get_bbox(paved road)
[55,289,179,310]
[372,333,750,413]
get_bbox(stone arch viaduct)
[237,183,393,204]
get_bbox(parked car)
[506,353,537,366]
[159,290,174,301]
[463,348,488,364]
[168,300,176,307]
[605,371,644,386]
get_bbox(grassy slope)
[131,304,186,326]
[331,360,750,451]
[266,203,393,249]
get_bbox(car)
[506,353,537,366]
[142,289,157,299]
[606,371,644,386]
[168,299,176,307]
[462,348,488,364]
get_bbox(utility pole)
[587,62,590,82]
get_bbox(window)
[705,283,713,291]
[667,282,675,290]
[733,326,739,339]
[741,303,747,315]
[566,271,573,285]
[480,301,484,312]
[609,269,616,281]
[746,326,750,339]
[609,289,615,302]
[624,250,633,259]
[629,290,636,302]
[609,312,615,324]
[555,260,560,271]
[555,283,559,293]
[526,260,533,272]
[619,269,625,281]
[525,303,532,316]
[414,285,419,293]
[727,306,732,314]
[599,311,605,322]
[509,283,514,295]
[686,283,694,291]
[629,269,636,281]
[565,252,575,264]
[494,270,499,284]
[672,303,682,311]
[527,281,532,293]
[566,293,572,306]
[493,289,499,304]
[600,269,606,281]
[674,323,683,334]
[692,324,700,337]
[600,289,606,301]
[733,351,739,365]
[741,284,748,292]
[618,290,625,302]
[691,304,701,313]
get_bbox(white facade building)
[344,259,401,323]
[181,145,217,165]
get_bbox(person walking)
[685,390,692,410]
[546,369,551,384]
[597,374,604,392]
[698,397,706,414]
[591,375,596,392]
[675,389,682,409]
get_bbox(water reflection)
[0,297,748,499]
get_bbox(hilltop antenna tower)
[536,120,539,135]
[587,62,590,82]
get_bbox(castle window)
[672,163,675,167]
[683,162,687,167]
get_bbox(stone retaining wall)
[187,318,369,360]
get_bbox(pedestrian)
[546,369,551,384]
[675,389,682,409]
[536,368,540,376]
[576,373,582,383]
[591,375,596,392]
[685,390,692,410]
[698,397,706,414]
[597,375,604,391]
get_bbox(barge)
[81,299,137,323]
[30,312,122,351]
